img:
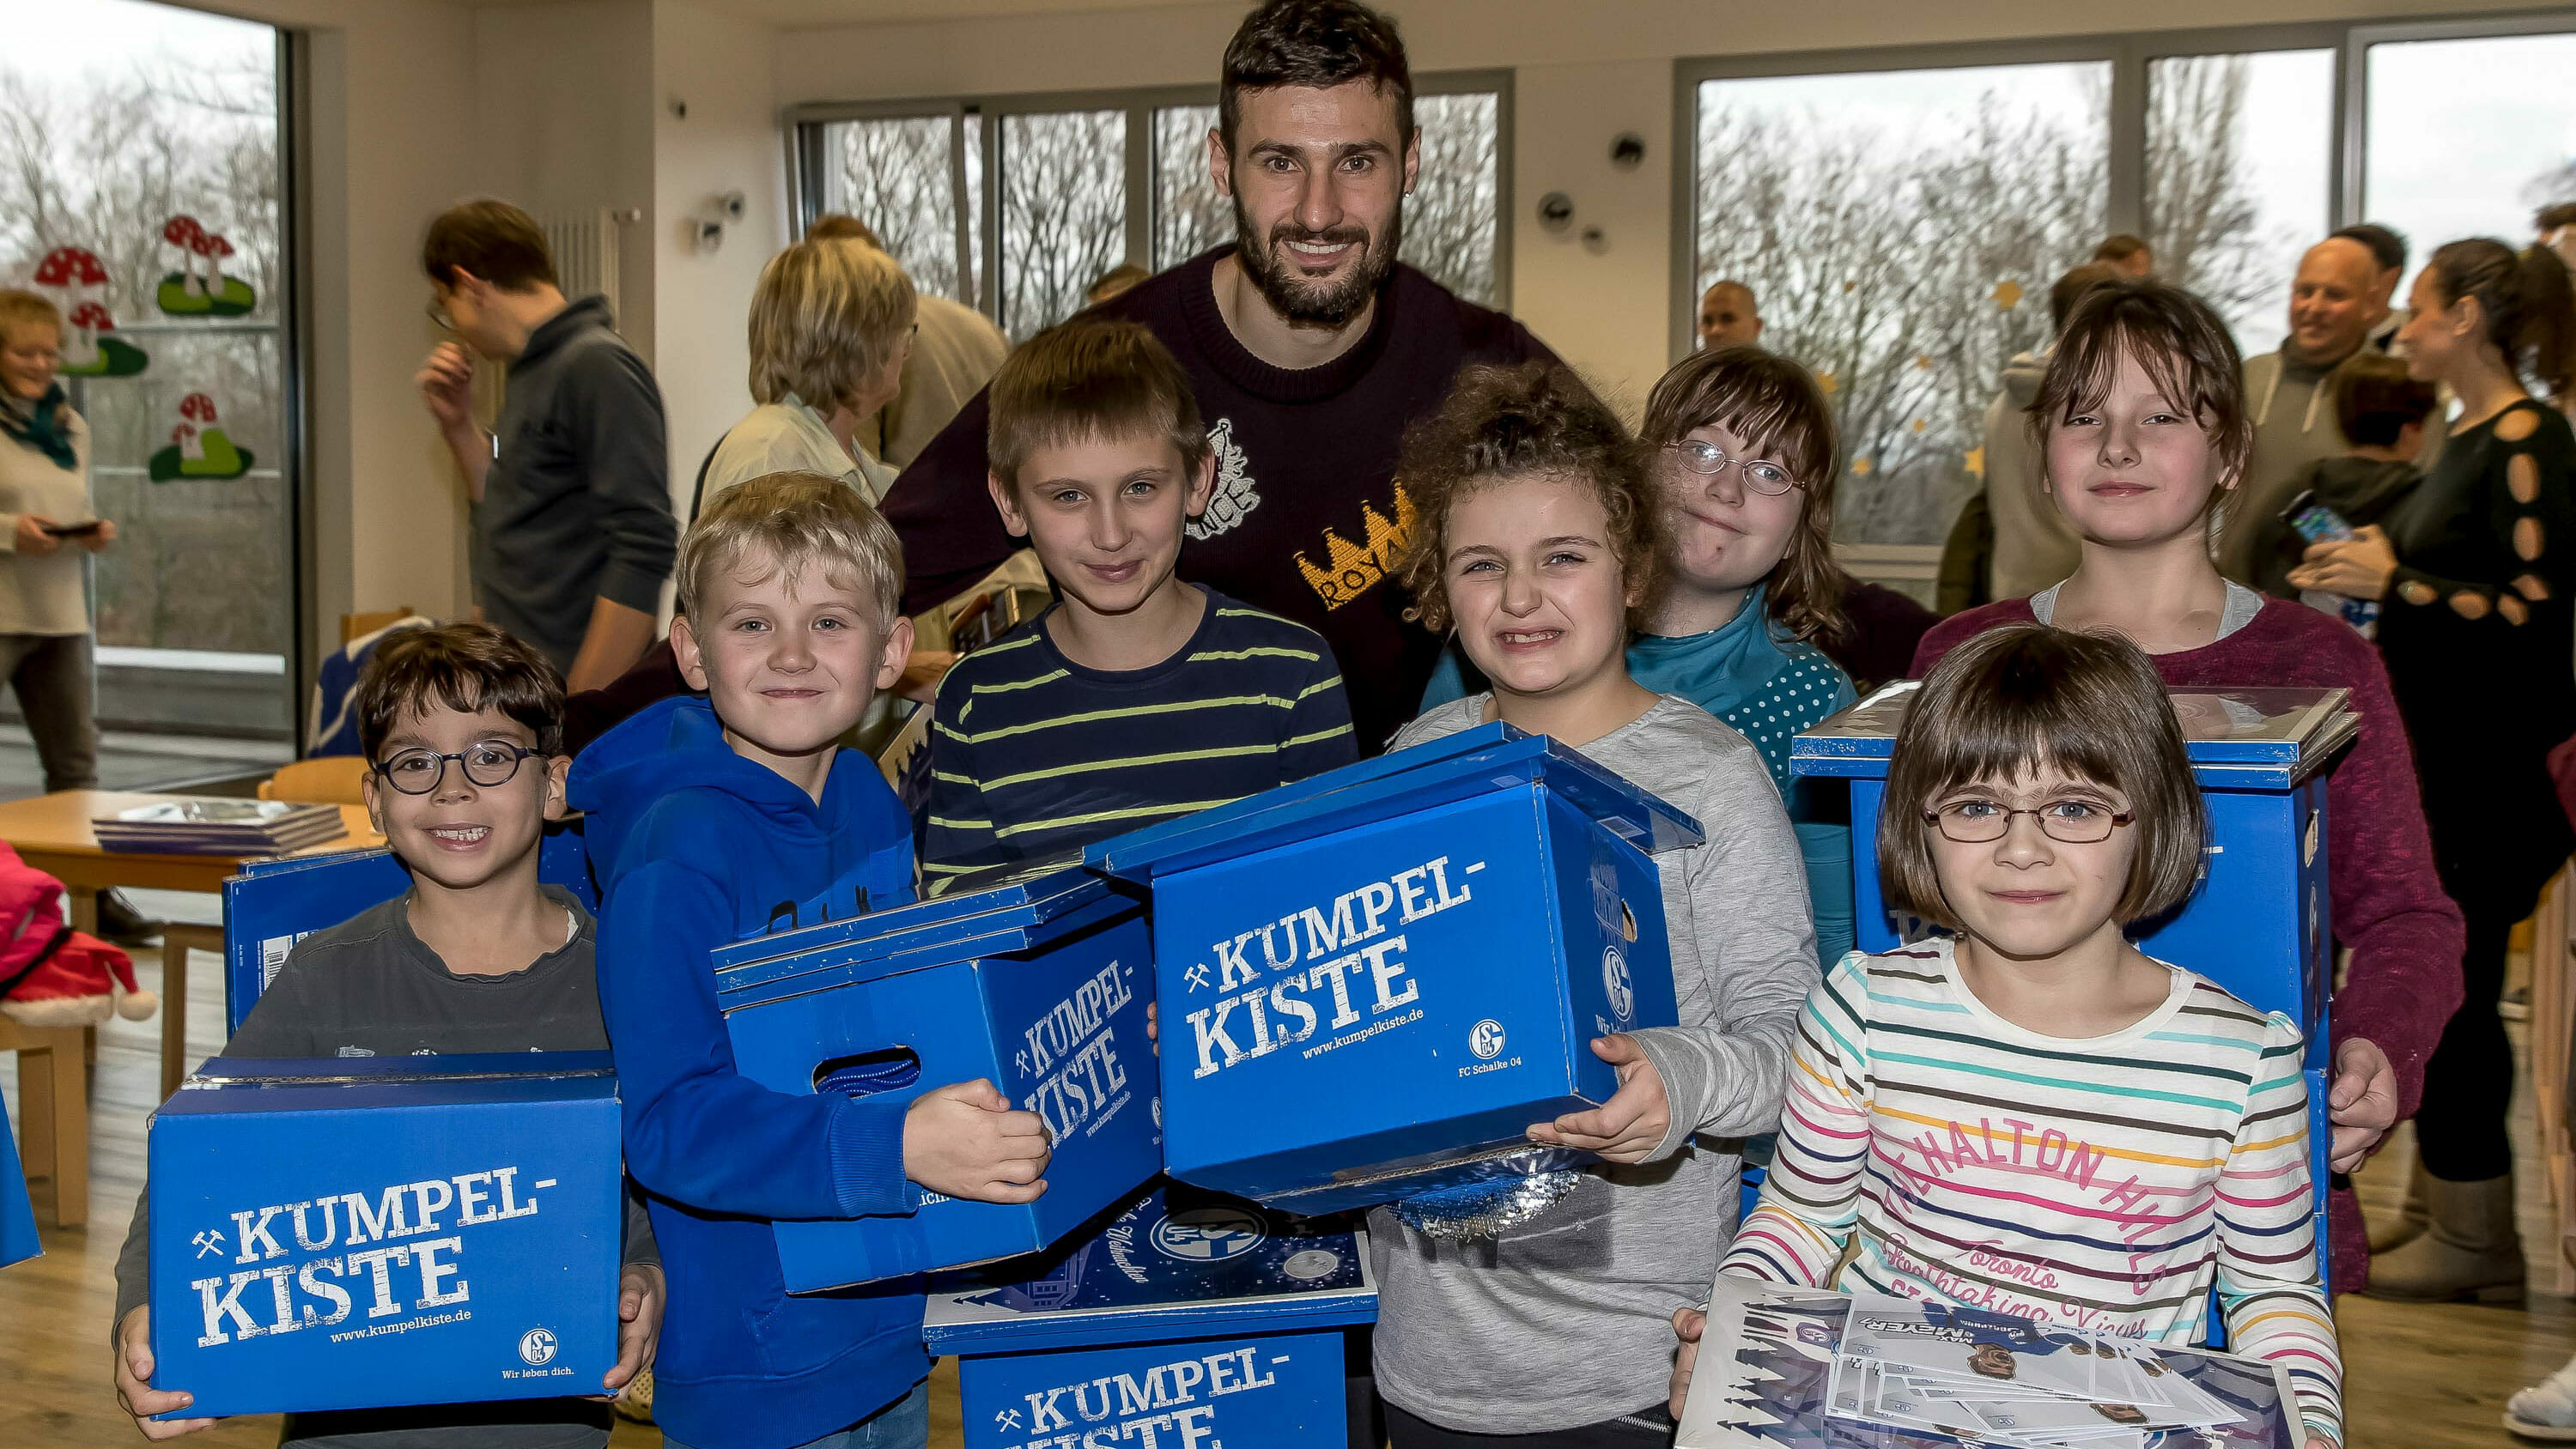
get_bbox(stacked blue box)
[220,818,599,1034]
[925,1182,1377,1449]
[714,864,1161,1289]
[0,1107,36,1269]
[1791,682,2357,1297]
[1089,723,1702,1216]
[146,1052,623,1418]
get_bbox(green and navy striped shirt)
[923,590,1357,876]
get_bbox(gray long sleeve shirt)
[113,889,654,1449]
[473,295,676,675]
[1368,694,1820,1434]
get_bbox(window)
[813,112,984,305]
[2363,30,2576,267]
[0,0,296,744]
[998,110,1127,340]
[1690,61,2111,545]
[2147,51,2334,357]
[794,75,1510,340]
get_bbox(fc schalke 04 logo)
[1151,1206,1266,1263]
[518,1327,558,1367]
[1602,947,1634,1022]
[1469,1018,1506,1059]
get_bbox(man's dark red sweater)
[881,246,1559,755]
[1914,596,2468,1294]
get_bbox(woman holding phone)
[2292,239,2576,1303]
[0,288,116,794]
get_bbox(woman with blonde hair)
[696,237,916,514]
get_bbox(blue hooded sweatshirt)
[568,695,924,1449]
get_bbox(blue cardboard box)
[1793,682,2354,1291]
[926,1182,1376,1449]
[222,819,598,1034]
[1090,724,1701,1215]
[0,1106,37,1269]
[146,1052,623,1419]
[714,864,1160,1289]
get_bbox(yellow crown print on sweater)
[1296,487,1417,609]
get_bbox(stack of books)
[93,799,347,857]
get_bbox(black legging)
[2413,825,2573,1182]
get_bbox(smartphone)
[2281,490,2354,544]
[39,520,102,538]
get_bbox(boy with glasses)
[110,622,664,1446]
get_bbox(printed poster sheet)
[1678,1278,2302,1449]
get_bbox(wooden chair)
[0,1015,87,1226]
[258,755,373,807]
[340,608,418,645]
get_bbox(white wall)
[473,0,661,364]
[653,0,787,526]
[772,0,2554,409]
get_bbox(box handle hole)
[1620,902,1638,942]
[813,1048,922,1098]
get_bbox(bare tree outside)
[1694,70,2110,545]
[0,42,286,659]
[2146,52,2332,359]
[1154,105,1229,270]
[999,110,1127,341]
[821,113,984,304]
[1400,92,1499,306]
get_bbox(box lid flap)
[922,1184,1376,1353]
[1087,724,1702,882]
[712,862,1132,993]
[1792,682,2359,779]
[183,1050,615,1087]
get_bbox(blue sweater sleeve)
[597,855,914,1222]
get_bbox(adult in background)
[1984,262,2120,600]
[809,215,1010,470]
[2292,239,2576,1304]
[2330,222,2410,353]
[2091,233,2152,277]
[700,237,915,509]
[0,289,113,794]
[2219,234,2380,585]
[416,199,674,692]
[884,0,1562,754]
[1695,280,1762,351]
[2539,202,2576,277]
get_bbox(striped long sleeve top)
[923,588,1357,876]
[1719,941,2343,1445]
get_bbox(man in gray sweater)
[2221,236,2379,585]
[416,200,675,692]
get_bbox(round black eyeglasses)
[373,742,548,795]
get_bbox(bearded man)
[883,0,1564,753]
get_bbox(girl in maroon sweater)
[1911,280,2466,1295]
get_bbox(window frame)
[1668,10,2576,363]
[784,68,1516,324]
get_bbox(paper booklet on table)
[1676,1276,2304,1449]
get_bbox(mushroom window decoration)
[28,246,146,377]
[148,391,253,482]
[156,215,255,317]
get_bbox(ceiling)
[456,0,1218,27]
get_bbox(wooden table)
[0,791,378,1223]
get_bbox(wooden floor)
[0,895,2566,1447]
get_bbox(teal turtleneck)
[1416,584,1859,967]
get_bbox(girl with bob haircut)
[1376,362,1820,1448]
[699,238,918,512]
[1680,623,2344,1449]
[1912,278,2464,1298]
[1419,347,1863,967]
[2291,238,2576,1307]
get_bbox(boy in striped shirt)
[924,319,1356,876]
